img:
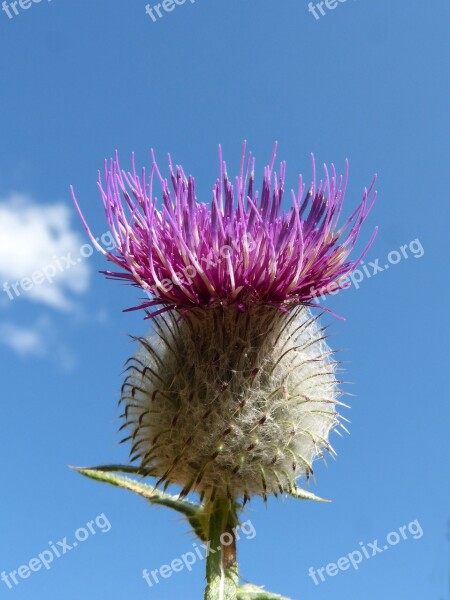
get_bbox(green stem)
[204,497,239,600]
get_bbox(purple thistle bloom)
[72,142,377,318]
[71,142,380,600]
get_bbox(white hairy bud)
[120,305,342,501]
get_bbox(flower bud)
[122,304,340,500]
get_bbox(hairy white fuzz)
[120,305,342,500]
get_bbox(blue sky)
[0,1,449,599]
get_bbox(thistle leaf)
[76,464,157,476]
[71,466,207,540]
[237,584,291,599]
[289,486,331,503]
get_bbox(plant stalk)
[204,497,239,600]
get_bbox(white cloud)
[0,194,91,310]
[0,316,77,370]
[0,321,45,357]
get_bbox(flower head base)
[122,303,342,500]
[72,142,377,318]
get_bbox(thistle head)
[73,143,377,502]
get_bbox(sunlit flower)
[72,143,377,501]
[72,142,377,318]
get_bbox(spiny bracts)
[120,304,344,501]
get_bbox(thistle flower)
[72,142,377,504]
[73,141,377,318]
